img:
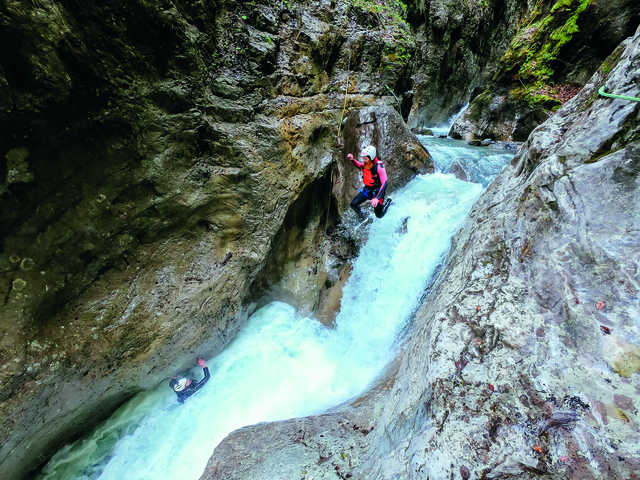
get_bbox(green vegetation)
[346,0,413,70]
[493,0,592,108]
[348,0,410,38]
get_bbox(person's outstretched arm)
[347,153,364,170]
[193,358,210,390]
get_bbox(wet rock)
[357,25,640,480]
[450,0,640,141]
[411,127,434,135]
[449,162,468,182]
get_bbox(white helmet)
[360,145,376,160]
[173,378,188,392]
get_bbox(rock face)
[250,105,433,317]
[0,1,423,478]
[404,0,531,127]
[201,25,640,480]
[361,25,640,479]
[200,367,397,480]
[450,0,640,141]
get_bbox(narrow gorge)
[0,1,638,479]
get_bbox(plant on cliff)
[494,0,592,109]
[347,0,411,45]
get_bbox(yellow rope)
[312,52,351,315]
[337,52,352,137]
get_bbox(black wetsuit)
[175,367,210,404]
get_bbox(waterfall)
[36,139,513,480]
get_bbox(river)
[35,138,515,480]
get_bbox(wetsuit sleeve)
[375,164,388,199]
[351,156,364,170]
[193,367,210,392]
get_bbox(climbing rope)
[385,84,403,116]
[312,166,333,315]
[311,52,352,315]
[598,85,640,102]
[337,51,352,137]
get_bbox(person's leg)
[350,191,369,219]
[374,196,392,218]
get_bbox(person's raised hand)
[371,198,379,207]
[197,358,206,368]
[347,153,354,161]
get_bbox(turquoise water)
[36,141,511,480]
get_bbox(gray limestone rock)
[359,24,640,480]
[198,23,640,480]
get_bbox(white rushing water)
[37,140,512,480]
[427,102,469,137]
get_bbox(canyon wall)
[0,1,429,478]
[405,0,535,127]
[450,0,640,141]
[203,23,640,480]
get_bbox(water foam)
[37,150,508,480]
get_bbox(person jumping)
[347,145,392,220]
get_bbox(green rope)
[598,85,640,102]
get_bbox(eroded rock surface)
[200,369,397,480]
[361,25,640,480]
[405,0,531,127]
[200,24,640,480]
[0,1,421,478]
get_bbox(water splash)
[36,145,511,480]
[428,102,469,137]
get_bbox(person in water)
[347,145,392,220]
[169,358,210,403]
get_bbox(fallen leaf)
[574,298,580,304]
[460,466,471,480]
[596,301,605,310]
[533,445,543,452]
[489,384,494,391]
[476,306,481,312]
[600,325,612,335]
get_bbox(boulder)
[411,126,434,135]
[449,162,468,182]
